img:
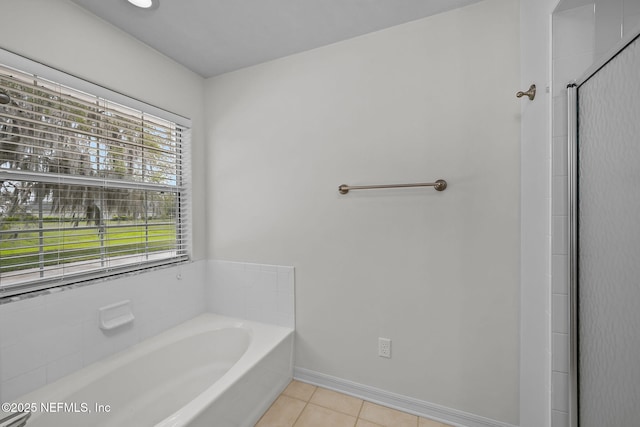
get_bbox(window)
[0,56,190,298]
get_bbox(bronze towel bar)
[338,179,447,195]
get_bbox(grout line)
[282,382,440,427]
[291,400,309,427]
[309,386,367,418]
[354,399,365,427]
[290,383,316,427]
[308,385,319,402]
[356,399,365,419]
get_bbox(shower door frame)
[567,28,640,427]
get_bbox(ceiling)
[71,0,484,78]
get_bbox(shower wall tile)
[0,367,46,404]
[552,176,569,216]
[552,294,570,334]
[1,337,47,382]
[623,0,640,37]
[552,332,570,373]
[552,371,570,412]
[552,255,569,294]
[0,260,207,402]
[553,53,596,96]
[46,353,83,384]
[553,4,596,59]
[553,95,568,138]
[206,260,295,329]
[553,136,569,176]
[595,0,624,58]
[552,409,570,427]
[552,216,568,255]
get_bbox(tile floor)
[255,380,454,427]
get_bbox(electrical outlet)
[378,337,391,358]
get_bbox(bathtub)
[8,314,294,427]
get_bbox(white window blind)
[0,61,190,297]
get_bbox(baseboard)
[294,367,518,427]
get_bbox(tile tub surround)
[206,260,295,329]
[256,380,454,427]
[0,258,297,403]
[0,261,206,403]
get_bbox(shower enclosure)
[568,29,640,427]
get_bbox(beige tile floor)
[255,380,454,427]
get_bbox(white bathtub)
[9,314,294,427]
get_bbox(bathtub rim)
[11,313,294,427]
[158,314,294,426]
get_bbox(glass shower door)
[571,32,640,427]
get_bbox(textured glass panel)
[577,34,640,426]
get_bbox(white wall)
[519,0,557,426]
[206,0,520,423]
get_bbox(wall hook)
[516,84,536,101]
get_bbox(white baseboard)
[293,367,518,427]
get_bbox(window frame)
[0,48,192,299]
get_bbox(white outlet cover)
[378,337,391,358]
